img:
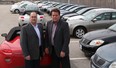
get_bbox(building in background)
[0,0,116,9]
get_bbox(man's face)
[30,12,37,25]
[51,12,60,23]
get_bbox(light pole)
[68,0,70,4]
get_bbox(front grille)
[80,38,90,45]
[93,54,106,67]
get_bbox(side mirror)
[1,33,7,38]
[92,18,97,22]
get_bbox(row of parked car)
[38,1,116,68]
[9,1,116,68]
[10,1,46,28]
[38,1,116,39]
[10,1,116,39]
[38,2,116,68]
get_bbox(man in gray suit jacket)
[20,12,44,68]
[45,8,71,68]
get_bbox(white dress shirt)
[32,24,41,46]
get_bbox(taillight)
[40,16,43,18]
[21,16,24,21]
[21,16,24,19]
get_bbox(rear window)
[25,5,39,11]
[22,11,43,15]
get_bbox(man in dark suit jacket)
[20,12,44,68]
[45,8,71,68]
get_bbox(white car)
[10,1,33,13]
[18,4,45,27]
[18,11,45,26]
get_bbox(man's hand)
[45,48,49,54]
[60,51,65,58]
[25,55,31,60]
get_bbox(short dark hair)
[50,8,60,15]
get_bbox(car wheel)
[14,9,20,14]
[73,27,87,38]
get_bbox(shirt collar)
[31,23,38,28]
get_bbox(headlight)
[109,62,116,68]
[89,40,104,46]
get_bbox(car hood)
[64,13,78,17]
[67,15,85,21]
[96,42,116,62]
[60,10,69,13]
[63,13,78,19]
[60,10,70,15]
[11,4,18,9]
[83,29,116,40]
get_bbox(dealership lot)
[0,5,90,68]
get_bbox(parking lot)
[0,5,90,68]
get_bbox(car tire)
[14,9,20,14]
[73,27,87,38]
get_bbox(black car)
[79,23,116,57]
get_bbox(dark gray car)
[91,42,116,68]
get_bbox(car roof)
[91,8,116,12]
[25,4,39,11]
[82,8,116,16]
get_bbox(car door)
[88,12,112,31]
[111,12,116,24]
[19,4,28,12]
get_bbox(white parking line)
[70,57,87,60]
[70,41,78,43]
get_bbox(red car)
[0,26,51,68]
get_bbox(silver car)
[66,8,116,38]
[18,4,45,27]
[91,42,116,68]
[10,1,33,13]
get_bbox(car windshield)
[108,24,116,31]
[69,7,78,12]
[82,10,97,20]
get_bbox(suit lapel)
[49,22,53,39]
[38,23,42,38]
[54,20,61,38]
[29,23,38,38]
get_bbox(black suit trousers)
[25,59,40,68]
[24,46,42,68]
[51,46,71,68]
